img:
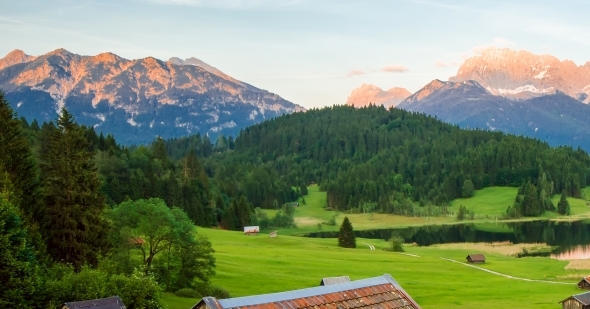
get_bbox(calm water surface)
[306,220,590,260]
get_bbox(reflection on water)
[306,219,590,259]
[551,245,590,260]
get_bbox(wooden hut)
[244,226,260,235]
[466,254,486,263]
[560,291,590,309]
[320,276,351,286]
[578,277,590,290]
[63,296,126,309]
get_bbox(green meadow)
[162,228,582,309]
[161,185,590,308]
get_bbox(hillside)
[0,48,304,144]
[213,105,590,217]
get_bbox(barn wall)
[562,299,583,309]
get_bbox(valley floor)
[162,185,590,309]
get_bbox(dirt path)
[440,258,573,285]
[362,242,375,250]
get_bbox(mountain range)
[346,84,410,108]
[0,49,304,144]
[349,48,590,151]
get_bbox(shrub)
[175,288,199,298]
[209,286,231,299]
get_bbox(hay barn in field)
[192,274,421,309]
[560,291,590,309]
[466,254,486,263]
[578,277,590,290]
[320,276,351,286]
[63,296,126,309]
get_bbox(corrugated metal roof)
[320,276,351,286]
[193,274,420,309]
[574,292,590,305]
[64,296,126,309]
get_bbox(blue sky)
[2,0,589,108]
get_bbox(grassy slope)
[272,186,590,235]
[162,228,581,309]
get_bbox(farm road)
[440,258,573,285]
[363,242,375,250]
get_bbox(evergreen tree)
[0,167,40,308]
[461,180,474,198]
[40,109,110,269]
[558,190,570,215]
[337,216,356,248]
[0,92,43,237]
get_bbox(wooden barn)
[192,274,422,309]
[244,226,260,235]
[560,291,590,309]
[63,296,126,309]
[320,276,351,286]
[466,254,486,263]
[579,277,590,290]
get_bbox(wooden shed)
[579,277,590,290]
[466,254,486,263]
[560,291,590,309]
[63,296,126,309]
[320,276,351,286]
[244,226,260,235]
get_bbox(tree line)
[0,92,220,308]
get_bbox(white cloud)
[346,69,365,77]
[434,60,448,67]
[381,65,408,73]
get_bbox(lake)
[306,220,590,259]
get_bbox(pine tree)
[0,166,40,307]
[0,92,43,233]
[558,190,570,215]
[338,216,356,248]
[40,108,109,269]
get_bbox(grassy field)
[162,228,583,309]
[267,185,590,236]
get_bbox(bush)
[175,288,199,298]
[389,236,405,252]
[209,286,231,299]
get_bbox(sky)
[2,0,590,109]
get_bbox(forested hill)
[224,105,590,214]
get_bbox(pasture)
[162,228,583,309]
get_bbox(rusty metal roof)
[466,254,485,262]
[320,276,351,286]
[64,296,126,309]
[193,274,421,309]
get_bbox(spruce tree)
[0,92,43,234]
[558,190,570,215]
[40,108,109,269]
[338,216,356,248]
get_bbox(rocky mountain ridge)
[398,79,590,150]
[346,84,410,108]
[450,48,590,103]
[0,48,304,144]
